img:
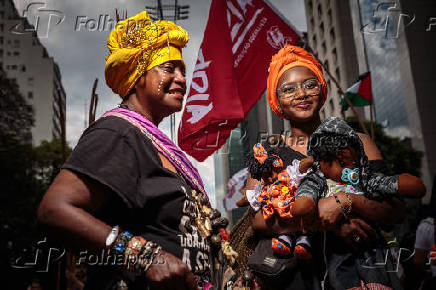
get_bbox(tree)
[345,117,422,177]
[0,67,72,288]
[0,69,34,143]
[33,138,72,188]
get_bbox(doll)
[246,143,314,259]
[293,117,426,219]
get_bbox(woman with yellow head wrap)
[231,45,404,290]
[105,11,189,98]
[38,11,222,289]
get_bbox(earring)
[341,168,359,185]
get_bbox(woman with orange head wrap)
[230,45,405,289]
[266,44,327,120]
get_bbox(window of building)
[319,22,324,37]
[11,65,17,70]
[21,65,26,72]
[332,48,337,63]
[28,77,34,86]
[308,0,313,12]
[317,4,322,17]
[0,49,3,57]
[0,37,3,44]
[7,51,11,56]
[327,0,331,8]
[330,28,336,43]
[322,41,326,55]
[335,67,340,80]
[0,11,4,18]
[28,91,33,99]
[13,39,20,48]
[327,9,332,26]
[324,60,329,71]
[0,0,5,6]
[0,24,3,32]
[329,99,334,114]
[13,51,19,56]
[312,34,317,48]
[310,17,314,28]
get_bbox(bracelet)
[334,193,352,218]
[344,192,352,214]
[123,238,162,274]
[137,245,162,273]
[113,231,132,254]
[105,225,120,248]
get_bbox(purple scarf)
[101,107,207,199]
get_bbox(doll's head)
[246,143,284,184]
[307,117,369,185]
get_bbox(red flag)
[178,0,301,161]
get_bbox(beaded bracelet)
[334,192,352,218]
[113,231,132,253]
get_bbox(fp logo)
[10,2,65,38]
[361,1,415,39]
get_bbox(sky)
[12,0,307,205]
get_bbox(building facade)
[0,0,66,144]
[396,0,436,203]
[304,0,364,120]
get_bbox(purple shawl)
[101,107,207,199]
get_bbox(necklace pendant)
[194,217,211,238]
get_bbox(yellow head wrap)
[105,11,189,98]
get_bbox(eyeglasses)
[277,78,321,100]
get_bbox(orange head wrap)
[266,45,327,119]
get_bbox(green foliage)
[345,117,422,176]
[34,138,72,187]
[0,69,34,143]
[0,68,72,284]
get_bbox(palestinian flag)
[340,72,372,110]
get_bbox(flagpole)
[370,103,375,140]
[304,44,370,136]
[356,0,375,140]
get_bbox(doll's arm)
[251,211,302,237]
[398,173,426,198]
[366,173,426,200]
[299,156,314,173]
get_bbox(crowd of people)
[35,10,435,290]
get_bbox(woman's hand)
[145,250,197,290]
[317,194,345,230]
[334,218,377,248]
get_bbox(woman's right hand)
[145,249,198,290]
[333,217,377,248]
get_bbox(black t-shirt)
[63,116,210,288]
